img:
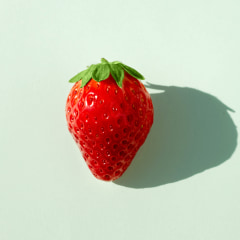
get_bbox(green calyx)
[69,58,145,88]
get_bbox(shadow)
[114,83,238,188]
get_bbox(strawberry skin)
[66,59,154,181]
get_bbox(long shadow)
[114,83,238,188]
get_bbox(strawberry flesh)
[66,73,154,181]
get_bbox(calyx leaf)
[69,69,88,83]
[68,58,144,88]
[120,63,145,80]
[92,63,110,82]
[110,64,124,87]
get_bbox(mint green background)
[1,0,240,239]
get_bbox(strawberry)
[66,58,154,181]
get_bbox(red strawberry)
[66,58,154,181]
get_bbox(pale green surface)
[0,0,240,239]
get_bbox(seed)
[117,118,122,125]
[117,162,122,167]
[87,94,95,106]
[127,115,133,122]
[108,166,113,171]
[103,113,109,119]
[115,170,120,176]
[119,151,125,157]
[74,110,78,117]
[104,175,110,180]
